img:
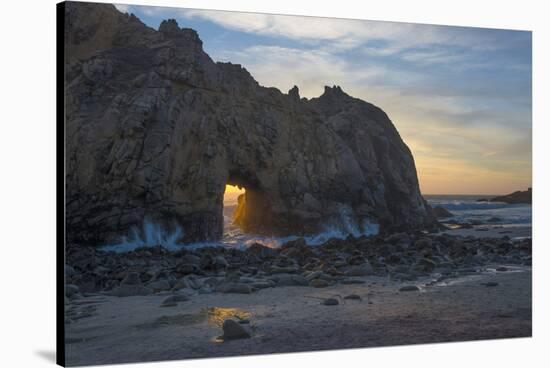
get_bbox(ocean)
[424,194,532,227]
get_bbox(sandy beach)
[66,265,531,366]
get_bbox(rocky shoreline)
[65,231,532,313]
[64,230,532,366]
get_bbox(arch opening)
[222,172,276,235]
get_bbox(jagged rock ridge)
[63,2,435,245]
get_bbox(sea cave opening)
[223,184,246,220]
[222,177,274,236]
[223,184,246,228]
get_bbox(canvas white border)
[0,0,548,367]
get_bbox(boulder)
[222,319,251,340]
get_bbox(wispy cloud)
[178,8,522,56]
[114,4,130,13]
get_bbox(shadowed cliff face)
[63,2,435,245]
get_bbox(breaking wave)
[102,219,183,253]
[101,205,379,253]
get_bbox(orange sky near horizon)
[225,157,531,197]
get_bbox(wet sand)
[65,267,532,366]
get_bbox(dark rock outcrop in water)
[491,188,532,204]
[63,2,435,245]
[432,206,454,219]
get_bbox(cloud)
[114,4,130,13]
[217,44,530,172]
[177,8,514,57]
[216,45,393,98]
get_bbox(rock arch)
[63,3,436,245]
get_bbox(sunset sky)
[115,3,532,195]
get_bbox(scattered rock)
[385,233,412,247]
[345,263,374,276]
[66,284,80,298]
[176,263,197,275]
[65,265,76,277]
[270,266,299,274]
[109,285,153,297]
[271,274,308,286]
[309,279,329,288]
[399,285,420,292]
[161,294,189,307]
[172,277,191,291]
[222,319,251,340]
[321,298,339,306]
[217,282,253,294]
[147,280,171,292]
[121,273,141,285]
[304,271,323,281]
[432,206,454,219]
[341,279,366,285]
[344,294,361,300]
[251,281,274,289]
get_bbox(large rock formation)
[63,2,435,245]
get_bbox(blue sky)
[114,3,532,195]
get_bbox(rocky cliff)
[63,2,435,245]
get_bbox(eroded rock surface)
[64,3,435,245]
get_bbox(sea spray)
[102,218,184,253]
[101,205,379,253]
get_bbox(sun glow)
[224,184,245,206]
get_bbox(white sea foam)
[102,219,184,253]
[101,206,379,253]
